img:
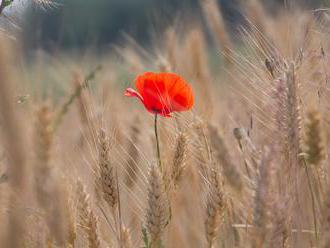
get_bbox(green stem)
[154,114,162,171]
[303,157,318,243]
[0,0,13,15]
[53,65,102,131]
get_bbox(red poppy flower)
[125,72,194,117]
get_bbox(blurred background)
[1,0,329,54]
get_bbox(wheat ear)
[146,164,170,247]
[97,129,118,211]
[305,109,324,166]
[77,180,102,248]
[171,131,188,188]
[205,167,226,248]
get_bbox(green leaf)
[17,94,30,105]
[0,173,8,184]
[142,226,149,248]
[3,0,13,7]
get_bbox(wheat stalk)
[185,28,213,118]
[208,124,243,192]
[201,0,232,65]
[124,117,141,188]
[34,104,68,245]
[0,37,27,248]
[53,65,101,131]
[252,148,274,248]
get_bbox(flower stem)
[302,157,318,243]
[154,114,162,171]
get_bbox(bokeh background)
[1,0,329,53]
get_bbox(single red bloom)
[125,72,194,117]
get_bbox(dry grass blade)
[269,200,290,248]
[67,197,77,248]
[53,65,102,131]
[124,117,141,188]
[208,124,243,192]
[320,187,330,248]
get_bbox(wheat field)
[0,0,330,247]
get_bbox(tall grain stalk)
[125,117,141,188]
[0,37,27,248]
[185,29,213,118]
[53,65,101,131]
[34,104,68,245]
[252,148,273,248]
[208,124,243,192]
[201,0,232,66]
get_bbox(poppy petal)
[124,88,144,103]
[128,72,194,116]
